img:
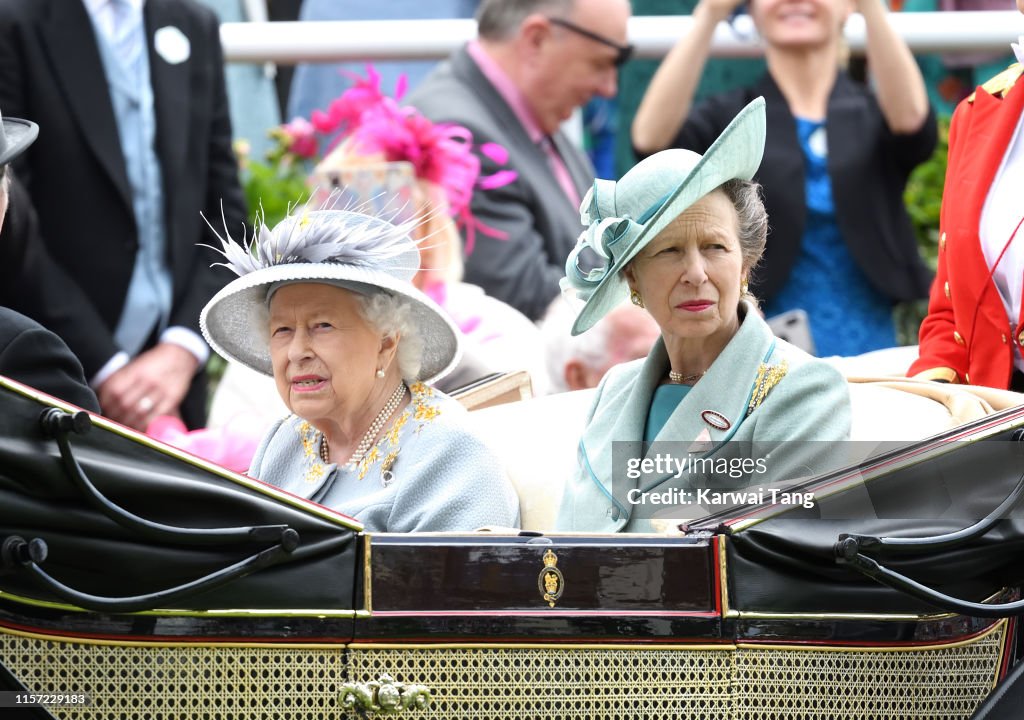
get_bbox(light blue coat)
[556,305,852,533]
[250,384,520,533]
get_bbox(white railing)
[220,12,1023,64]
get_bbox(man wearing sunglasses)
[410,0,632,322]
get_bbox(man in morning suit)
[0,0,246,429]
[0,109,100,412]
[408,0,632,320]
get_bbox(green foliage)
[206,138,309,399]
[240,157,310,229]
[894,114,950,346]
[903,114,950,272]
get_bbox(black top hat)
[0,109,38,167]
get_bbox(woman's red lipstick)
[677,300,714,312]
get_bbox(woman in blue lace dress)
[632,0,936,356]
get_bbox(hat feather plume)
[205,203,421,277]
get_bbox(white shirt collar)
[1013,36,1024,65]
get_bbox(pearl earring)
[630,289,644,308]
[376,368,386,379]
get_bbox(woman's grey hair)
[720,178,768,303]
[477,0,574,40]
[357,292,424,381]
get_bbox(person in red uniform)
[909,2,1024,390]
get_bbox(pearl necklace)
[669,369,706,385]
[319,382,407,467]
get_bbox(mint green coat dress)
[556,305,852,533]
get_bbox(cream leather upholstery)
[471,378,1024,532]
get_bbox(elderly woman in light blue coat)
[200,209,519,533]
[556,99,851,533]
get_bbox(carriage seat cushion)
[471,378,1024,533]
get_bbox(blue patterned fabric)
[90,5,172,355]
[644,383,691,442]
[763,118,896,357]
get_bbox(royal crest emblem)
[538,549,565,608]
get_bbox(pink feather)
[274,66,520,253]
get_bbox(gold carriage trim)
[0,589,360,618]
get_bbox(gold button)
[1003,334,1008,344]
[939,232,947,251]
[965,373,971,384]
[1018,330,1024,346]
[944,281,950,299]
[954,331,965,346]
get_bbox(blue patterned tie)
[110,0,143,80]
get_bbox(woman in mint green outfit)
[556,99,851,533]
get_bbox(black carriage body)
[1,377,1023,718]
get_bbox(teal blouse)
[644,383,692,442]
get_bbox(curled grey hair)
[720,178,768,302]
[357,292,424,381]
[476,0,574,40]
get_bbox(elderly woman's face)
[625,189,746,347]
[268,283,387,424]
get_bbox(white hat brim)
[200,263,462,384]
[0,117,39,166]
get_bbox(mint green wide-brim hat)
[562,97,766,336]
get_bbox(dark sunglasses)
[547,17,634,67]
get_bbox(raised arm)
[631,0,744,155]
[858,0,930,134]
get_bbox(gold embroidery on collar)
[968,63,1023,103]
[296,420,329,483]
[300,384,444,483]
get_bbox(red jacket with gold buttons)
[910,64,1024,389]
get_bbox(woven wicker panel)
[0,631,345,718]
[348,647,737,719]
[733,625,1004,720]
[0,627,1003,719]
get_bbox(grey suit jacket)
[408,46,594,320]
[556,305,852,533]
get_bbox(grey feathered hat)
[200,209,461,384]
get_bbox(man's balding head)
[476,0,631,135]
[543,299,660,393]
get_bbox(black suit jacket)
[409,47,594,320]
[672,71,936,304]
[0,307,101,412]
[0,0,246,378]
